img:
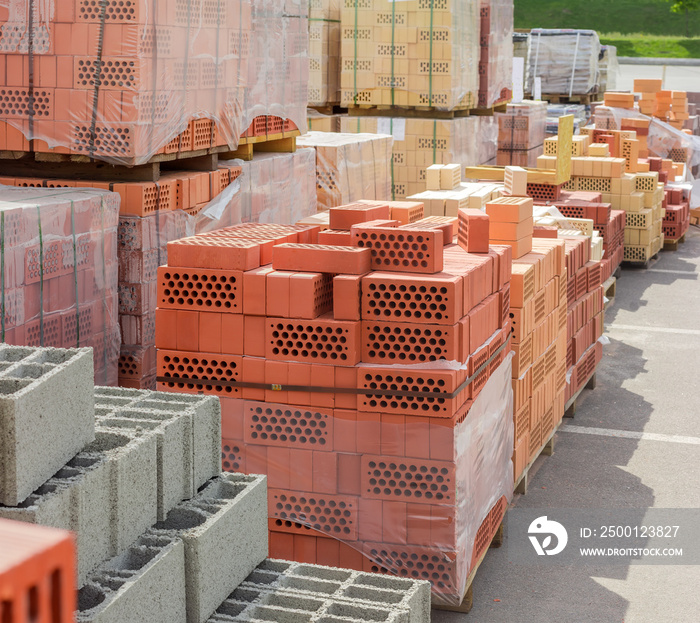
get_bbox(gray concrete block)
[78,534,186,623]
[0,346,94,505]
[148,473,267,623]
[240,560,431,623]
[208,585,408,623]
[0,428,157,585]
[94,387,221,517]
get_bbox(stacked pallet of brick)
[154,204,515,606]
[340,0,480,110]
[560,237,604,403]
[0,186,119,384]
[496,101,547,167]
[308,0,340,106]
[539,134,665,264]
[0,0,307,165]
[662,184,691,243]
[296,132,393,211]
[340,116,485,199]
[598,45,619,93]
[526,29,600,97]
[483,176,568,485]
[478,0,514,108]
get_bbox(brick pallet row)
[340,115,497,199]
[155,202,515,606]
[0,0,307,165]
[308,0,340,106]
[0,186,119,384]
[478,0,513,109]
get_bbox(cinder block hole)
[259,560,291,573]
[245,570,277,585]
[355,573,414,591]
[115,546,160,571]
[77,585,106,612]
[100,418,160,431]
[82,432,131,454]
[232,587,262,603]
[199,479,246,501]
[28,349,76,365]
[266,593,323,612]
[0,377,31,394]
[216,601,248,617]
[282,577,338,595]
[131,399,185,411]
[94,575,128,592]
[53,466,82,481]
[94,387,144,398]
[344,585,402,604]
[326,603,391,621]
[94,396,136,408]
[0,346,33,362]
[155,507,208,530]
[294,565,351,583]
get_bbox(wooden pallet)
[542,93,598,105]
[662,233,686,252]
[603,276,616,310]
[308,104,346,115]
[564,371,597,419]
[514,421,560,496]
[227,131,299,161]
[347,105,474,119]
[468,101,510,116]
[431,523,504,614]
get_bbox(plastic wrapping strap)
[98,196,108,373]
[352,0,359,105]
[178,0,194,153]
[0,212,5,342]
[27,0,36,142]
[157,334,510,397]
[35,205,44,344]
[88,0,109,159]
[390,0,396,106]
[569,32,581,98]
[69,201,81,346]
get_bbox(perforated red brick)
[270,489,359,540]
[361,272,463,325]
[358,367,469,417]
[157,266,242,312]
[266,317,361,366]
[167,237,261,271]
[402,216,456,243]
[244,401,334,450]
[361,321,463,364]
[457,209,490,253]
[361,455,455,505]
[351,226,443,274]
[157,350,241,396]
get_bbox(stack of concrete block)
[209,559,431,623]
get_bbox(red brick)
[351,226,444,274]
[458,209,490,253]
[272,243,371,275]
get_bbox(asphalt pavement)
[616,62,700,92]
[432,226,700,622]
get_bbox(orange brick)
[351,226,444,274]
[272,243,371,275]
[329,202,391,230]
[458,209,490,253]
[167,237,261,271]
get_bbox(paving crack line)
[560,425,700,446]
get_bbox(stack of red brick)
[155,201,515,605]
[662,186,691,243]
[547,190,626,282]
[496,101,548,167]
[0,185,119,384]
[559,236,604,402]
[478,0,513,109]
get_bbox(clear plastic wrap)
[340,0,480,111]
[479,0,514,108]
[477,115,499,165]
[496,100,547,166]
[296,131,393,210]
[599,45,619,93]
[340,116,484,199]
[0,0,308,165]
[307,109,342,132]
[0,186,120,385]
[527,29,601,97]
[309,0,340,106]
[546,104,588,136]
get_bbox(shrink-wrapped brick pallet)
[340,0,480,111]
[154,203,515,606]
[479,0,513,108]
[308,0,341,106]
[0,186,119,384]
[340,116,489,199]
[526,29,600,97]
[496,101,547,167]
[297,132,393,211]
[0,0,308,165]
